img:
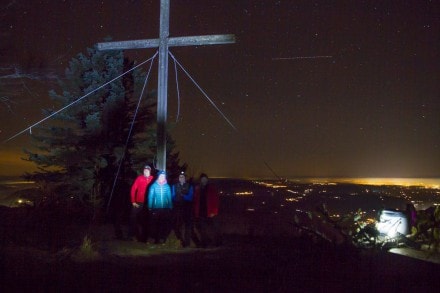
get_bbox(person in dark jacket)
[171,171,194,247]
[148,170,173,244]
[193,173,222,247]
[128,165,154,242]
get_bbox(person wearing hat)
[193,173,222,247]
[128,165,154,241]
[171,171,194,247]
[147,170,173,244]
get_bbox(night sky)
[0,0,439,179]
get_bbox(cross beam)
[97,0,235,171]
[97,35,236,51]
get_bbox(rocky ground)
[1,226,440,292]
[1,200,440,292]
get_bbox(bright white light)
[376,210,409,237]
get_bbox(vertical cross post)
[97,0,235,171]
[156,0,170,171]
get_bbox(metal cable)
[106,52,157,213]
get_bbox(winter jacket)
[193,184,219,218]
[171,183,194,204]
[130,175,154,204]
[148,181,173,210]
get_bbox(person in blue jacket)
[147,170,173,244]
[171,171,194,247]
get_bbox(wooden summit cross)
[97,0,235,171]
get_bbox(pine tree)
[23,45,185,208]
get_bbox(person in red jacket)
[193,173,222,247]
[128,165,154,241]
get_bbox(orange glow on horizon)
[0,150,38,176]
[302,178,440,189]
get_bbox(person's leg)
[155,210,168,244]
[161,209,173,243]
[211,216,222,246]
[183,218,192,247]
[173,208,183,243]
[182,207,193,247]
[199,218,210,247]
[134,204,146,241]
[149,210,160,243]
[192,218,202,247]
[139,208,149,242]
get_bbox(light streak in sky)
[272,56,333,60]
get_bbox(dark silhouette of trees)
[23,44,185,212]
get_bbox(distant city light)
[234,191,253,196]
[254,181,287,189]
[285,197,299,202]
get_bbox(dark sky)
[0,0,439,178]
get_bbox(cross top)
[97,0,234,171]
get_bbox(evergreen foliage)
[23,45,185,208]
